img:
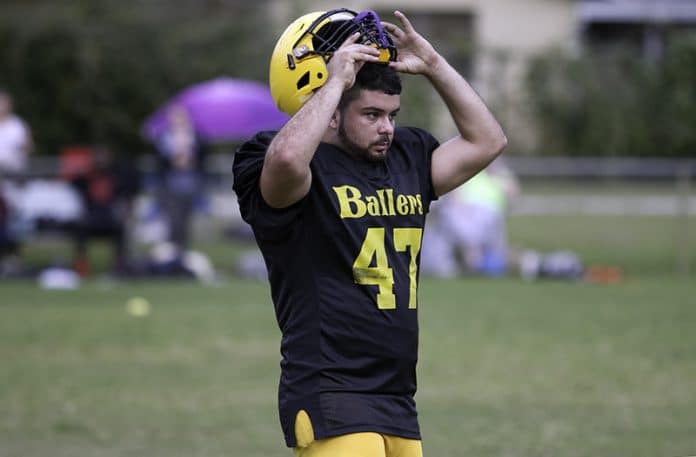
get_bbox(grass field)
[1,277,695,457]
[2,212,695,456]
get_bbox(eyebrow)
[361,107,400,115]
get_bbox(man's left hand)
[382,11,440,76]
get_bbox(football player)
[233,9,507,457]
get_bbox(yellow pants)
[293,431,423,457]
[292,410,422,457]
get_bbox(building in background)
[578,0,696,61]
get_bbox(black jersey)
[233,127,439,447]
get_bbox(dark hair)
[338,63,402,111]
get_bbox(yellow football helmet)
[269,9,397,116]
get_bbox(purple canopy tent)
[142,77,288,143]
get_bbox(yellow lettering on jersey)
[365,196,380,216]
[393,228,423,309]
[333,185,423,219]
[407,195,421,215]
[385,189,396,216]
[376,189,388,216]
[353,227,424,310]
[333,185,367,218]
[352,228,395,309]
[396,194,409,215]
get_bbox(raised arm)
[384,11,508,197]
[260,33,381,208]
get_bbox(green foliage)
[0,1,273,156]
[0,2,470,156]
[398,74,436,132]
[525,34,696,157]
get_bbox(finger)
[346,44,381,58]
[353,49,381,62]
[381,21,405,40]
[339,32,361,49]
[388,61,408,73]
[394,10,416,34]
[333,48,380,67]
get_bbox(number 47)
[352,227,423,310]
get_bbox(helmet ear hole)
[296,71,311,90]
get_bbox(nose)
[378,115,394,135]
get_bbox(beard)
[338,118,391,163]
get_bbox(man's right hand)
[326,32,382,90]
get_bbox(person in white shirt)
[0,89,33,176]
[0,88,33,273]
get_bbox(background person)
[154,105,207,254]
[0,88,33,177]
[0,88,33,273]
[67,146,141,276]
[422,156,520,277]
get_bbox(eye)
[365,112,378,120]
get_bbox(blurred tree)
[525,32,696,157]
[0,0,274,156]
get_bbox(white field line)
[511,195,696,215]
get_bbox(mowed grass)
[1,276,695,457]
[2,211,695,456]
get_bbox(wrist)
[324,74,349,91]
[423,53,447,79]
[295,76,344,117]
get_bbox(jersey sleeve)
[232,131,305,239]
[399,126,440,211]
